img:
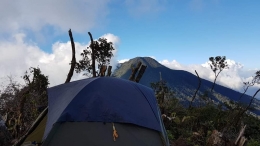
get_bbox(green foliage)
[0,67,49,143]
[243,115,260,141]
[75,37,114,76]
[247,138,260,146]
[208,56,228,92]
[166,130,175,141]
[209,56,228,73]
[154,83,260,145]
[23,67,49,106]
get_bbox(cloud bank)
[0,33,120,87]
[159,59,260,98]
[0,0,110,34]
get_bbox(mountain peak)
[113,57,164,80]
[127,57,164,68]
[113,56,260,115]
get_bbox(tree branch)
[65,29,76,83]
[106,66,112,77]
[129,62,142,81]
[88,32,96,77]
[135,65,147,83]
[189,70,201,108]
[244,88,260,112]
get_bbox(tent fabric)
[43,122,165,146]
[43,78,97,139]
[44,77,162,140]
[22,115,47,145]
[16,107,48,146]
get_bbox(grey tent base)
[43,122,166,146]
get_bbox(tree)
[129,61,147,83]
[150,73,175,114]
[75,32,114,77]
[208,56,228,93]
[0,67,49,142]
[227,70,260,129]
[239,72,257,100]
[65,29,76,83]
[22,67,49,107]
[242,70,260,113]
[189,70,201,108]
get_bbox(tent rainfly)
[18,77,170,146]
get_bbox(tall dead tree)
[75,32,114,77]
[129,61,147,83]
[65,29,76,83]
[135,65,147,83]
[106,66,112,77]
[99,65,107,77]
[189,70,201,108]
[209,56,228,93]
[129,62,142,81]
[88,32,96,77]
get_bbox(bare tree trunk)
[99,65,107,77]
[244,88,260,113]
[232,88,260,126]
[106,66,112,77]
[135,65,147,83]
[129,62,142,81]
[235,125,247,145]
[211,77,217,93]
[65,29,76,83]
[239,87,249,100]
[88,32,96,77]
[189,70,201,108]
[238,137,247,146]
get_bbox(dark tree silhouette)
[65,29,76,83]
[228,70,260,128]
[255,70,260,83]
[150,73,175,114]
[189,70,201,108]
[243,70,260,111]
[75,32,114,77]
[208,56,229,93]
[239,77,258,101]
[0,67,49,143]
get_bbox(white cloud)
[0,0,111,35]
[149,56,156,59]
[99,33,120,71]
[160,59,260,98]
[0,33,120,87]
[160,60,183,70]
[118,59,130,63]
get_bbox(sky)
[0,0,260,98]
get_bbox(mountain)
[113,57,260,116]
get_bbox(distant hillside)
[113,57,260,115]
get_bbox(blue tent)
[21,77,169,146]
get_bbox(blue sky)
[0,0,260,97]
[29,0,260,69]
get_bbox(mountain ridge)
[113,57,260,115]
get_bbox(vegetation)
[75,32,114,77]
[0,29,259,145]
[151,68,260,145]
[0,30,115,145]
[0,67,49,145]
[208,56,229,93]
